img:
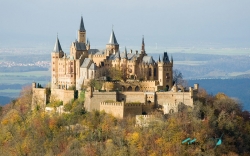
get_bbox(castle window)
[154,68,156,76]
[149,69,152,76]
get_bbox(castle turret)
[106,29,119,53]
[51,35,64,89]
[158,52,173,91]
[78,16,86,43]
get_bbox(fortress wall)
[32,88,46,109]
[124,103,142,117]
[51,89,75,104]
[156,92,193,107]
[88,91,117,111]
[142,104,155,114]
[118,92,145,103]
[100,102,124,118]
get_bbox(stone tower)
[78,16,86,43]
[158,52,173,90]
[51,36,64,89]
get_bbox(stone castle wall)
[51,89,75,104]
[32,88,47,109]
[86,91,117,111]
[124,103,142,117]
[100,102,124,118]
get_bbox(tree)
[173,69,187,88]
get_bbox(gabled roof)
[108,29,118,45]
[142,56,155,64]
[89,63,97,70]
[53,36,63,52]
[79,16,86,32]
[80,58,91,68]
[73,41,86,50]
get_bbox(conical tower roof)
[53,36,63,52]
[108,29,118,45]
[79,16,86,32]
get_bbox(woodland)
[0,86,250,156]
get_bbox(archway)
[165,85,169,91]
[121,86,126,91]
[135,86,140,91]
[169,109,174,114]
[127,86,132,91]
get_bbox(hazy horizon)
[1,0,250,53]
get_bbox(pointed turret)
[158,55,161,63]
[171,55,173,63]
[141,36,146,55]
[79,16,86,32]
[163,52,170,63]
[124,47,128,59]
[142,36,145,50]
[78,16,86,43]
[53,35,63,52]
[106,28,119,53]
[108,29,119,45]
[117,50,121,60]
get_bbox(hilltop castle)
[32,17,199,118]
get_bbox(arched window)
[169,109,174,114]
[135,86,140,91]
[127,86,132,91]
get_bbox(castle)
[32,17,199,118]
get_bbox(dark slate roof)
[81,58,91,68]
[162,52,170,63]
[88,49,105,55]
[108,29,118,45]
[158,55,161,62]
[108,52,138,60]
[142,56,155,64]
[89,63,97,70]
[73,41,86,50]
[79,16,86,32]
[53,36,63,52]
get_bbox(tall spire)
[158,55,161,62]
[124,47,128,59]
[53,35,62,52]
[117,50,121,60]
[79,16,86,32]
[108,29,118,45]
[141,35,145,53]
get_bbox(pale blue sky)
[1,0,250,51]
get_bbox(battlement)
[100,101,124,106]
[93,54,105,57]
[124,103,142,107]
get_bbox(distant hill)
[188,78,250,111]
[0,96,11,106]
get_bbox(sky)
[1,0,250,52]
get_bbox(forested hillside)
[0,87,250,155]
